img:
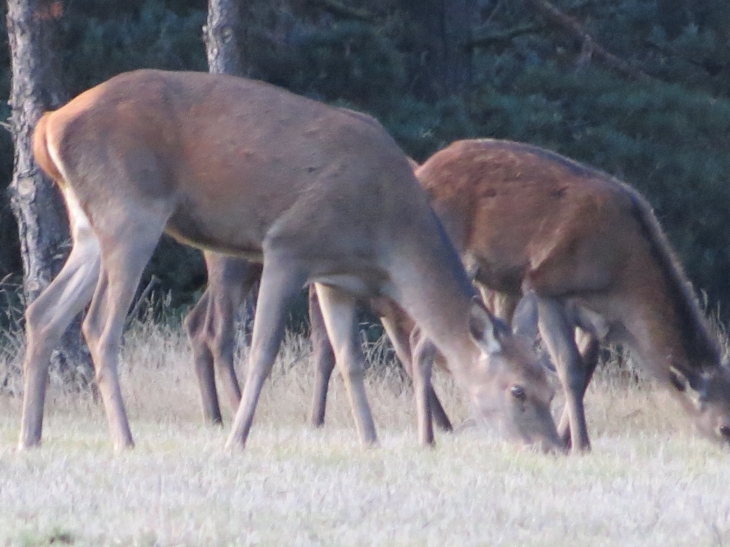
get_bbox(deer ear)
[468,298,502,355]
[511,291,540,341]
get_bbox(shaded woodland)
[2,0,730,319]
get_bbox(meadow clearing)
[1,314,730,547]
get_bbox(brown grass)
[1,317,729,547]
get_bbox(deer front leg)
[186,257,262,426]
[556,328,600,445]
[536,297,591,453]
[315,283,378,447]
[380,310,452,433]
[212,261,263,415]
[226,257,308,449]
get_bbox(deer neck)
[622,282,720,384]
[384,220,480,384]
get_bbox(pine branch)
[525,0,651,81]
[466,22,544,50]
[312,0,373,22]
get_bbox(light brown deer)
[189,138,730,454]
[185,263,560,449]
[22,69,561,451]
[184,255,456,431]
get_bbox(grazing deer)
[188,138,730,454]
[184,255,455,427]
[185,259,560,449]
[416,139,730,452]
[22,69,561,452]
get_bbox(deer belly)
[165,203,263,258]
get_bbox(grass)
[1,318,729,546]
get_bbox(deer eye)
[719,425,730,439]
[511,385,526,401]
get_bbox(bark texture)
[204,0,243,76]
[6,0,91,383]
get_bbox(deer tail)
[32,111,65,186]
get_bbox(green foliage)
[463,64,730,309]
[0,1,210,302]
[61,0,207,95]
[247,18,408,109]
[2,0,730,318]
[291,21,407,104]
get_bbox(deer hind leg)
[314,283,378,447]
[18,232,101,449]
[82,219,166,451]
[225,257,308,449]
[308,285,336,428]
[536,297,591,453]
[184,290,222,425]
[186,258,261,426]
[210,265,263,416]
[209,284,244,417]
[556,328,600,445]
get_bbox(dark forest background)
[2,0,730,320]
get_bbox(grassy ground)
[1,320,729,547]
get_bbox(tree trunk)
[6,0,92,384]
[204,0,243,76]
[404,0,474,98]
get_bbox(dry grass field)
[1,317,730,547]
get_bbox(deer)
[186,138,730,454]
[22,69,562,452]
[417,139,730,452]
[186,261,560,448]
[184,253,456,429]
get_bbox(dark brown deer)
[22,70,561,451]
[417,139,730,452]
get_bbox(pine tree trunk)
[6,0,92,385]
[204,0,243,76]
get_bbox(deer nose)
[719,424,730,440]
